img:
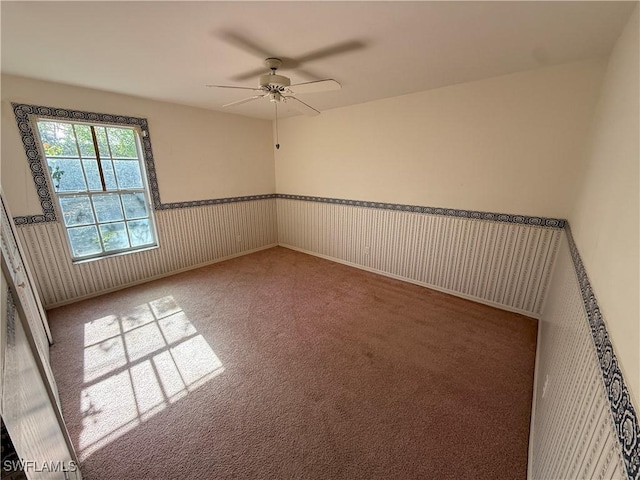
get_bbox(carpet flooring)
[47,246,537,479]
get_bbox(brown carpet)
[47,246,537,480]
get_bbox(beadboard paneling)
[17,199,277,307]
[276,198,561,317]
[530,231,627,479]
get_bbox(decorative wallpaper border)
[157,194,276,210]
[10,102,566,230]
[565,225,640,479]
[6,287,16,346]
[11,102,276,225]
[276,194,566,228]
[12,102,163,225]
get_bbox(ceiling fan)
[207,57,341,117]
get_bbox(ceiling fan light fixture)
[209,56,339,116]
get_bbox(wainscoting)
[12,192,639,479]
[276,195,639,479]
[276,196,561,318]
[16,199,277,307]
[530,230,627,478]
[531,228,639,480]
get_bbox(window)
[35,119,157,261]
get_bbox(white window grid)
[34,117,159,261]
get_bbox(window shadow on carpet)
[78,295,224,460]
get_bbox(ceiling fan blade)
[296,39,366,64]
[283,96,320,117]
[223,94,267,108]
[207,85,264,92]
[289,79,341,94]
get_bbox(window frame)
[32,116,159,263]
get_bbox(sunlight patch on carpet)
[79,296,224,460]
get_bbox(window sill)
[71,244,159,265]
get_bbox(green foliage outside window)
[37,119,156,260]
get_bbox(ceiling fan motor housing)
[260,73,290,89]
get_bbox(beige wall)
[569,6,639,406]
[275,60,606,219]
[1,74,275,216]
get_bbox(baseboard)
[44,243,278,310]
[278,243,541,319]
[527,319,543,479]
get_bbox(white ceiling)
[1,1,636,120]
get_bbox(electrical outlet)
[364,246,370,255]
[542,374,550,399]
[236,235,242,243]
